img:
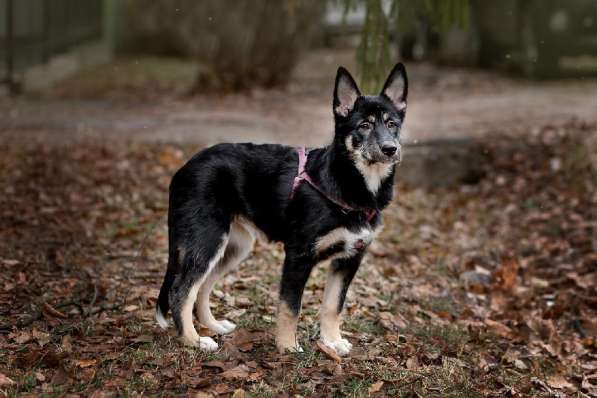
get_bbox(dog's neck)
[306,141,395,211]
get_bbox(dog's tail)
[155,257,175,329]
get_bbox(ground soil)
[0,51,595,397]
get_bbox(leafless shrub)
[119,0,325,92]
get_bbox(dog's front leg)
[320,252,364,356]
[276,253,315,353]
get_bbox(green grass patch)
[409,323,470,357]
[344,317,385,336]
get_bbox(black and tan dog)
[156,64,408,356]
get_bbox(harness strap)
[291,146,309,195]
[290,147,378,222]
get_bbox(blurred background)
[1,1,596,396]
[2,0,597,183]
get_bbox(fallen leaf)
[546,375,574,390]
[130,335,153,344]
[193,393,213,398]
[492,257,519,291]
[31,329,50,347]
[10,330,32,344]
[513,359,528,370]
[90,391,113,398]
[406,356,419,369]
[203,360,226,370]
[61,335,73,353]
[213,383,233,394]
[231,389,246,398]
[42,302,68,319]
[485,319,518,340]
[0,373,15,386]
[237,342,254,352]
[581,377,597,395]
[247,369,264,382]
[35,371,45,382]
[369,380,384,394]
[567,271,596,290]
[73,359,97,368]
[140,372,158,385]
[316,340,342,362]
[221,364,250,380]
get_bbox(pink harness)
[290,147,378,222]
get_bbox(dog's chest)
[314,225,380,260]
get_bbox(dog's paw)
[181,335,219,351]
[206,319,236,335]
[218,319,237,334]
[320,337,352,356]
[198,336,219,352]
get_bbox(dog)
[155,63,408,356]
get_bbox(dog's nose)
[381,143,397,156]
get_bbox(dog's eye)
[359,122,371,130]
[387,120,397,129]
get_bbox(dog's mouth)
[363,150,401,165]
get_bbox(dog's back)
[169,143,297,238]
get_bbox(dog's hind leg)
[169,231,229,350]
[196,220,255,334]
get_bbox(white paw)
[217,319,237,334]
[321,337,352,356]
[206,319,237,335]
[199,336,219,352]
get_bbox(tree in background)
[343,0,470,92]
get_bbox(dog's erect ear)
[333,67,361,117]
[380,63,408,111]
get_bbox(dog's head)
[332,64,408,166]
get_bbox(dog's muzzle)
[367,143,401,164]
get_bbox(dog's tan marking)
[180,234,228,348]
[276,301,302,353]
[234,215,268,243]
[383,112,389,121]
[345,135,355,152]
[320,271,343,341]
[353,158,394,195]
[367,115,376,123]
[315,227,373,260]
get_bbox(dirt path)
[2,61,597,148]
